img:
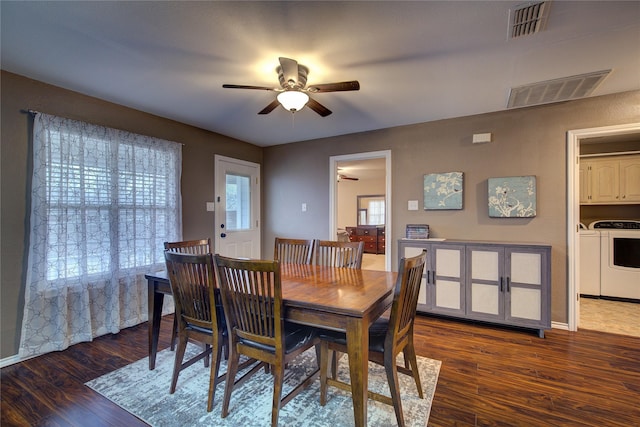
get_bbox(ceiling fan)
[337,168,359,181]
[222,57,360,117]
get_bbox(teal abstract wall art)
[488,176,537,218]
[423,172,463,210]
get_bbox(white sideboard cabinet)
[398,239,551,337]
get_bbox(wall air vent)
[509,1,551,38]
[507,70,611,109]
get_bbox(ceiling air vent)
[507,70,611,109]
[509,1,551,38]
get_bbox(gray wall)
[263,90,640,325]
[2,68,639,358]
[0,71,262,358]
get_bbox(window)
[368,199,385,225]
[225,173,251,230]
[20,113,182,358]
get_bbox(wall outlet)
[408,200,419,211]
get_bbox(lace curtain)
[19,113,182,358]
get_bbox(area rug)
[86,344,441,427]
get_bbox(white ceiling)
[2,1,639,147]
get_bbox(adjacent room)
[2,1,639,426]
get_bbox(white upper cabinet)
[581,154,640,204]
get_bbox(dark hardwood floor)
[2,314,639,426]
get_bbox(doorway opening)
[567,123,640,333]
[330,151,391,271]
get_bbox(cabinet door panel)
[591,160,619,202]
[510,252,541,284]
[471,282,500,315]
[510,287,541,320]
[579,162,591,203]
[403,246,425,257]
[471,250,500,281]
[620,158,640,202]
[435,248,462,277]
[436,279,462,310]
[417,277,428,305]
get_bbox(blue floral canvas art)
[488,176,537,218]
[423,172,463,210]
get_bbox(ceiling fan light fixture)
[277,90,309,112]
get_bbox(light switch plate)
[408,200,419,211]
[206,202,215,212]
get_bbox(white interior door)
[214,155,261,258]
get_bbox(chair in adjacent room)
[213,254,320,427]
[164,239,213,351]
[274,237,315,264]
[164,251,226,412]
[314,240,364,269]
[319,250,427,427]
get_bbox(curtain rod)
[19,108,185,146]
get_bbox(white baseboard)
[552,321,570,331]
[1,354,24,368]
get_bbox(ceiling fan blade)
[279,57,299,87]
[339,175,359,181]
[307,81,360,93]
[258,99,280,115]
[306,98,332,117]
[222,84,275,91]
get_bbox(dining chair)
[164,238,212,254]
[164,251,225,412]
[274,237,314,264]
[319,250,427,427]
[314,240,364,269]
[164,239,213,351]
[213,254,321,427]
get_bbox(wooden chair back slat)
[163,250,228,413]
[213,254,320,426]
[274,238,314,264]
[387,250,427,347]
[314,240,364,269]
[215,257,282,350]
[164,238,212,255]
[164,252,217,330]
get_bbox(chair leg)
[271,364,285,427]
[170,333,189,393]
[331,351,340,379]
[319,341,329,406]
[170,315,178,351]
[404,343,424,398]
[384,350,405,427]
[206,336,224,412]
[204,343,211,368]
[221,349,241,418]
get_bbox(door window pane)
[226,173,251,230]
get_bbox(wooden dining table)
[145,263,397,427]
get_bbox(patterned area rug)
[86,344,441,426]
